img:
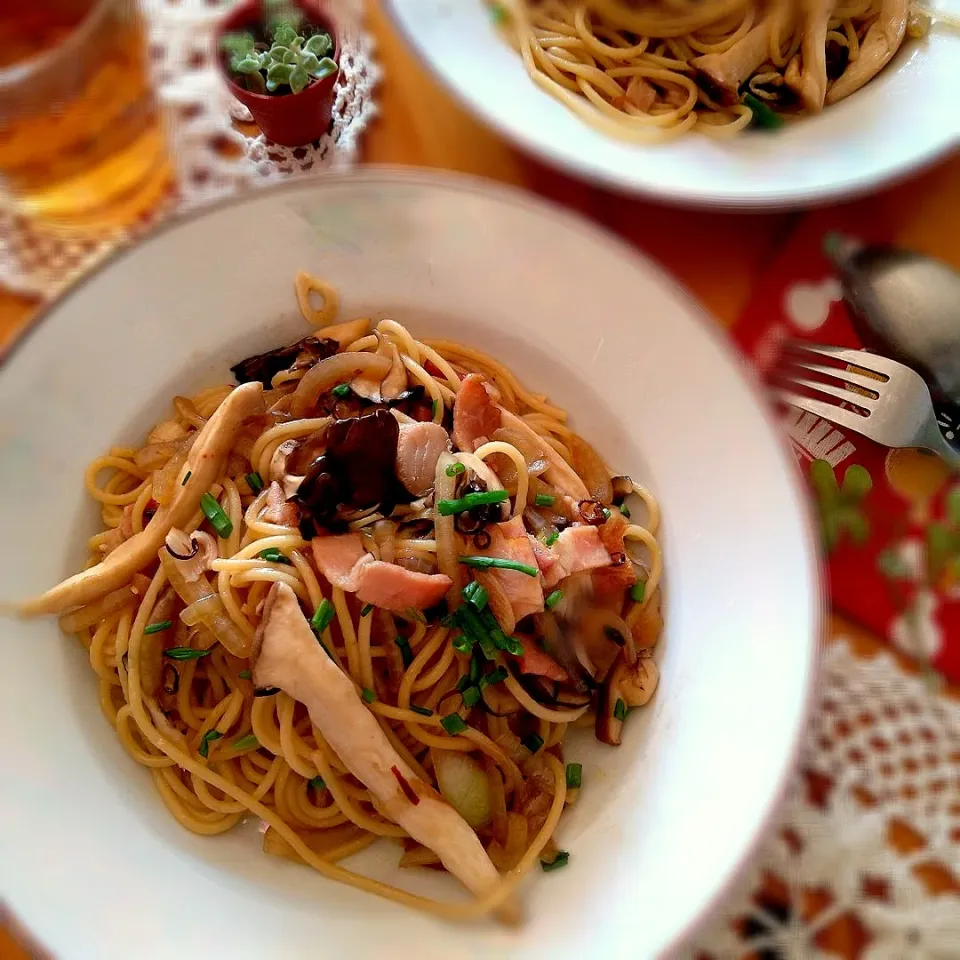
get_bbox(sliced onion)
[569,434,613,504]
[432,749,492,829]
[180,593,223,628]
[433,451,463,604]
[291,352,391,417]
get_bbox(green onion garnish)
[201,492,233,538]
[246,472,264,493]
[743,92,784,129]
[469,653,482,685]
[565,762,582,789]
[395,636,413,668]
[405,607,427,625]
[144,620,173,635]
[164,647,211,660]
[452,633,474,655]
[181,470,192,486]
[362,687,377,704]
[544,590,563,609]
[258,548,291,565]
[309,775,326,790]
[534,493,556,508]
[544,531,559,547]
[462,686,481,708]
[462,580,489,612]
[480,666,508,689]
[232,734,259,751]
[409,704,433,717]
[489,2,509,25]
[630,581,646,604]
[602,507,612,520]
[311,598,335,633]
[459,555,538,577]
[441,713,468,736]
[238,669,252,680]
[614,698,627,722]
[360,603,374,617]
[456,674,471,693]
[522,733,544,753]
[619,503,631,518]
[199,729,222,758]
[437,490,510,516]
[445,462,466,477]
[432,399,439,417]
[541,850,570,872]
[332,383,351,398]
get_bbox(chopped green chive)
[181,470,192,486]
[308,775,326,790]
[480,666,508,689]
[409,704,433,717]
[311,598,335,633]
[743,92,784,129]
[614,698,627,722]
[238,669,252,680]
[360,603,374,617]
[490,2,509,25]
[362,687,377,704]
[534,493,556,508]
[395,635,413,668]
[459,555,538,577]
[544,531,559,547]
[258,548,291,565]
[164,647,211,660]
[469,653,482,685]
[437,489,510,516]
[201,492,233,538]
[445,462,466,477]
[544,590,563,609]
[199,729,222,758]
[441,713,468,736]
[246,471,264,493]
[332,382,351,398]
[452,632,474,655]
[462,686,481,708]
[630,581,646,604]
[619,503,631,518]
[144,620,173,635]
[522,733,544,753]
[405,607,427,625]
[565,762,582,789]
[462,580,489,612]
[431,399,439,417]
[232,734,259,751]
[602,507,612,520]
[541,850,570,872]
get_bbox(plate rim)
[0,167,824,955]
[382,0,960,209]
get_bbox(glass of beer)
[0,0,171,231]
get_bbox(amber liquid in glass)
[0,0,171,229]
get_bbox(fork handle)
[919,415,960,468]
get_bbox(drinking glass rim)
[0,0,121,91]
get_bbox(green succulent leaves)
[221,8,336,97]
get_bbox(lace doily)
[0,0,380,299]
[686,638,960,959]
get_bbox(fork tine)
[776,389,873,436]
[790,342,901,379]
[787,360,884,395]
[782,375,877,407]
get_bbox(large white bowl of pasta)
[0,170,818,958]
[387,0,960,207]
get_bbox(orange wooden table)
[2,4,958,956]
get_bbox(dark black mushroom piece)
[231,335,339,386]
[578,499,608,526]
[294,409,409,531]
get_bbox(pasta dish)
[491,0,930,139]
[21,273,663,922]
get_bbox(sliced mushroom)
[164,528,218,583]
[351,336,408,403]
[783,0,835,111]
[692,16,789,106]
[269,439,305,498]
[596,650,660,746]
[22,381,265,616]
[826,0,907,104]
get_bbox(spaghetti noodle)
[493,0,922,140]
[25,273,664,922]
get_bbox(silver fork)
[776,343,960,466]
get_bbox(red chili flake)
[391,765,420,805]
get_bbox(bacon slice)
[452,374,500,453]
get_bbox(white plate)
[386,0,960,208]
[0,170,819,958]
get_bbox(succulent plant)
[221,2,336,96]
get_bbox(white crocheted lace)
[0,0,379,299]
[686,638,960,959]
